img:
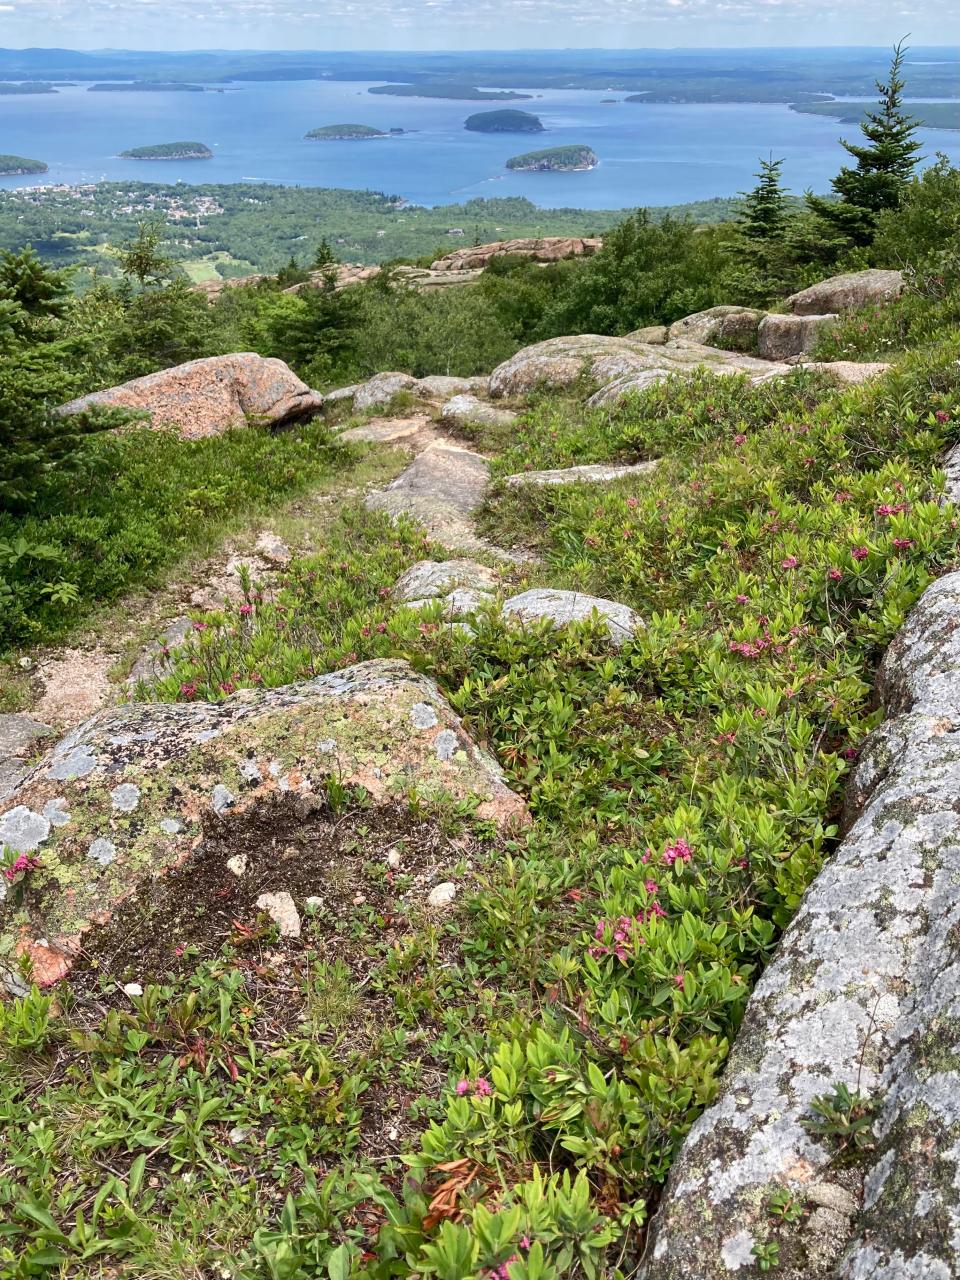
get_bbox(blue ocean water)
[2,80,958,207]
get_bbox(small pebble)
[386,849,402,869]
[227,854,248,877]
[255,890,301,938]
[428,881,457,907]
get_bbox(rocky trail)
[7,266,954,1276]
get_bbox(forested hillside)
[2,45,960,1280]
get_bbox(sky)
[0,0,957,50]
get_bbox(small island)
[370,83,531,101]
[506,145,598,172]
[465,109,544,133]
[0,81,56,95]
[305,124,390,140]
[120,142,213,160]
[0,154,49,176]
[90,81,205,93]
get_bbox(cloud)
[1,0,958,47]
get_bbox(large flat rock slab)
[504,461,658,488]
[489,334,790,403]
[757,313,838,360]
[364,444,492,552]
[641,570,960,1280]
[0,659,526,993]
[0,715,52,802]
[59,354,325,440]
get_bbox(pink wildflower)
[892,538,914,551]
[239,604,253,617]
[780,556,799,569]
[935,410,951,424]
[474,1078,493,1097]
[733,433,747,447]
[736,593,749,604]
[673,973,686,988]
[191,620,209,632]
[851,546,870,562]
[662,838,693,866]
[180,681,198,700]
[219,681,236,695]
[3,853,40,881]
[455,1079,470,1096]
[828,567,843,582]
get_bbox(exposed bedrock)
[640,570,960,1280]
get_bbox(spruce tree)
[808,40,922,246]
[738,157,788,245]
[732,157,796,302]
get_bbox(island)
[305,124,390,140]
[789,99,960,132]
[506,145,597,172]
[90,81,205,93]
[369,83,531,101]
[120,142,213,160]
[0,154,49,176]
[464,109,544,133]
[0,81,56,94]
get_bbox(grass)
[3,338,960,1277]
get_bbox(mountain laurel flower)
[191,620,209,632]
[4,853,40,881]
[876,502,907,517]
[828,567,843,581]
[474,1078,493,1097]
[851,546,870,561]
[455,1079,470,1096]
[239,604,253,616]
[892,538,914,551]
[180,681,198,699]
[935,409,951,424]
[780,556,799,569]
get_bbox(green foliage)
[117,220,173,288]
[801,1082,879,1155]
[0,419,348,650]
[729,157,799,302]
[807,41,922,248]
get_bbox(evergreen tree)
[0,246,70,326]
[312,237,336,270]
[738,157,789,245]
[808,40,922,246]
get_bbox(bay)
[2,79,958,207]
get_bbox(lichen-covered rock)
[714,309,765,351]
[786,269,904,316]
[503,461,658,488]
[393,559,499,602]
[757,313,837,361]
[59,354,325,440]
[667,306,757,346]
[440,394,518,430]
[0,715,52,801]
[502,588,642,647]
[640,570,960,1280]
[798,360,892,385]
[353,372,422,412]
[0,659,526,993]
[491,334,789,403]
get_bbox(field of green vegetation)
[0,184,748,282]
[3,52,960,1279]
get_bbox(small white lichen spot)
[317,738,337,754]
[211,783,236,814]
[0,806,51,853]
[159,818,182,835]
[110,783,141,813]
[434,729,459,761]
[226,854,248,877]
[88,838,117,866]
[42,798,71,828]
[410,702,439,730]
[720,1230,758,1271]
